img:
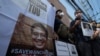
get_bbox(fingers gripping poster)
[0,0,56,56]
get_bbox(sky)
[59,0,100,23]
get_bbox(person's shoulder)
[55,18,59,21]
[82,19,88,22]
[55,18,63,23]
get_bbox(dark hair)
[74,10,82,15]
[92,20,97,24]
[56,9,62,14]
[31,23,48,38]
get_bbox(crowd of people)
[16,9,100,56]
[17,9,100,56]
[54,9,100,56]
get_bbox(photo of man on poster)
[83,22,92,30]
[6,14,54,56]
[81,22,93,37]
[31,23,48,50]
[17,23,49,56]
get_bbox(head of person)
[91,20,97,31]
[92,21,97,26]
[56,9,64,19]
[31,23,48,49]
[74,10,82,20]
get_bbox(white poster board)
[55,40,78,56]
[55,40,70,56]
[81,22,94,37]
[0,0,55,56]
[67,43,78,56]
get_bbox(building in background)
[48,0,72,27]
[49,0,100,28]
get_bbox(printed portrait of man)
[83,22,92,30]
[31,23,48,50]
[6,13,54,56]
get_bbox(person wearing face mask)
[54,9,69,42]
[90,21,100,56]
[54,9,64,33]
[70,10,92,56]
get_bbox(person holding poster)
[70,10,92,56]
[90,21,100,56]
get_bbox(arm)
[92,30,100,39]
[70,20,81,33]
[53,32,59,40]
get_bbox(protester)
[54,9,64,33]
[54,9,71,42]
[91,21,100,56]
[54,9,65,41]
[70,10,92,56]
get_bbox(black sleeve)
[54,19,63,33]
[70,20,75,28]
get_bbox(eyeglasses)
[32,32,46,38]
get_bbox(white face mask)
[75,13,82,17]
[59,12,64,16]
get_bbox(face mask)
[59,12,64,16]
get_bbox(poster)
[0,0,55,56]
[0,0,55,26]
[6,13,54,56]
[81,22,94,37]
[25,0,53,25]
[55,40,78,56]
[47,4,56,29]
[55,40,70,56]
[67,43,78,56]
[0,13,17,56]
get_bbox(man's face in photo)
[85,24,90,29]
[32,27,47,49]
